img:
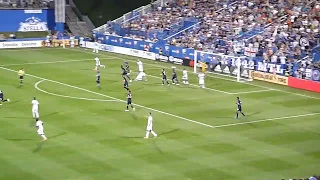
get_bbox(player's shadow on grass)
[152,141,163,153]
[5,100,22,105]
[33,142,45,153]
[32,132,67,153]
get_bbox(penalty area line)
[64,48,320,100]
[35,79,119,102]
[212,112,320,128]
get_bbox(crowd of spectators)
[0,0,54,9]
[101,0,320,67]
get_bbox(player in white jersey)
[135,60,146,81]
[32,97,40,121]
[137,60,143,72]
[144,113,157,139]
[135,71,147,81]
[94,57,105,70]
[36,120,47,141]
[182,69,189,84]
[93,41,99,53]
[198,72,205,88]
[70,36,75,48]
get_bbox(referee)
[18,68,25,85]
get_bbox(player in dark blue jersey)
[172,68,179,85]
[121,65,132,82]
[123,77,129,91]
[161,69,170,86]
[235,97,246,119]
[124,61,131,74]
[0,90,10,106]
[125,90,135,111]
[96,69,101,87]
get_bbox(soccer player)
[198,72,205,88]
[137,60,143,72]
[135,71,147,81]
[172,67,179,85]
[235,97,246,119]
[182,68,189,84]
[32,97,40,121]
[125,90,135,111]
[124,61,131,75]
[93,41,99,53]
[144,112,157,139]
[18,68,25,85]
[94,57,105,70]
[201,61,206,73]
[36,119,47,141]
[121,65,132,82]
[0,90,10,106]
[123,77,129,91]
[161,69,170,86]
[96,69,101,87]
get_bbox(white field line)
[0,66,215,128]
[3,47,318,99]
[229,89,273,95]
[67,48,320,100]
[0,57,112,67]
[1,66,319,129]
[35,79,119,102]
[212,113,320,128]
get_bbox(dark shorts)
[19,76,23,80]
[127,99,131,105]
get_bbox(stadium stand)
[96,0,319,79]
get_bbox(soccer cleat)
[0,104,2,106]
[125,109,129,112]
[144,137,148,139]
[129,80,132,82]
[7,99,10,102]
[43,138,47,141]
[162,84,164,86]
[133,108,136,111]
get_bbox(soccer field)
[0,47,319,180]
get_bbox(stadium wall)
[0,9,55,32]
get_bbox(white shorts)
[182,76,188,80]
[32,110,39,118]
[199,80,204,85]
[37,128,44,135]
[146,125,153,131]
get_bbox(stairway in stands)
[65,5,94,37]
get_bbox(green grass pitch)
[0,47,319,180]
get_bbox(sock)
[236,112,239,118]
[131,105,134,109]
[162,80,164,85]
[151,131,157,137]
[145,131,150,138]
[126,105,128,110]
[241,112,245,117]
